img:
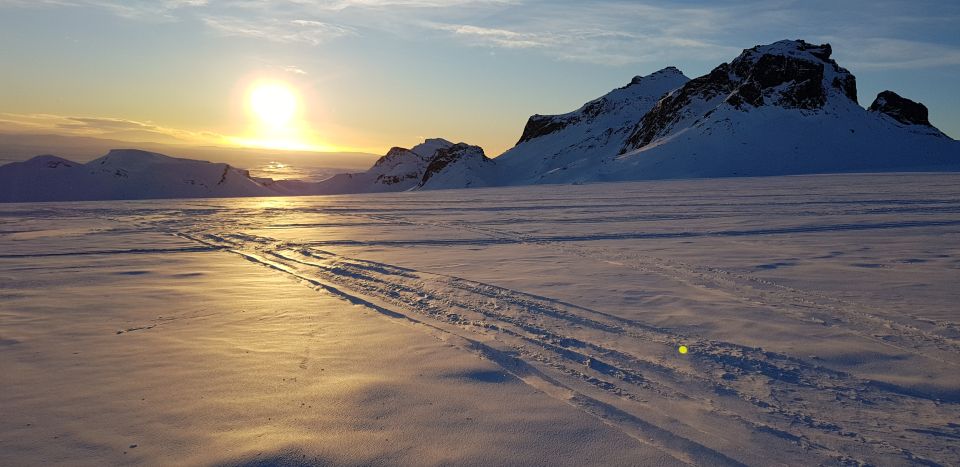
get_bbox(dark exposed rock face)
[516,114,579,145]
[869,91,932,126]
[729,54,825,109]
[375,173,414,185]
[622,40,858,152]
[419,143,488,186]
[624,65,735,151]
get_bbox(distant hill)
[0,132,379,177]
[0,150,274,202]
[0,140,494,202]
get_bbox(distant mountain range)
[2,39,958,202]
[0,141,494,202]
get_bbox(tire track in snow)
[356,213,960,367]
[177,229,957,466]
[175,231,746,466]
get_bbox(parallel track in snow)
[177,229,960,466]
[356,213,960,366]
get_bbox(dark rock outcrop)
[624,64,736,150]
[419,143,489,186]
[516,114,578,145]
[869,91,932,126]
[623,40,859,152]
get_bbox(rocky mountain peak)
[365,138,480,188]
[727,39,857,109]
[869,91,933,127]
[372,147,416,168]
[386,146,413,157]
[411,138,454,158]
[628,66,685,86]
[623,39,860,152]
[419,143,489,187]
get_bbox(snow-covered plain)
[2,172,960,465]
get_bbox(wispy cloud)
[429,23,548,49]
[4,0,960,70]
[423,1,741,66]
[282,65,308,75]
[317,0,516,9]
[0,0,210,20]
[825,37,960,70]
[202,16,354,45]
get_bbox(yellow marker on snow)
[678,345,689,354]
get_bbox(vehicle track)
[355,213,960,367]
[177,229,959,466]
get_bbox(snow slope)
[493,67,690,184]
[487,40,958,185]
[2,172,958,465]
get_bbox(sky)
[0,0,958,159]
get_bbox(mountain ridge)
[2,39,958,202]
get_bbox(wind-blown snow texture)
[2,173,959,465]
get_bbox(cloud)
[0,0,210,20]
[429,24,548,49]
[317,0,516,9]
[0,113,227,145]
[202,16,355,45]
[823,37,960,70]
[423,2,740,66]
[283,65,308,75]
[4,0,959,70]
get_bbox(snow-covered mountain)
[598,40,960,179]
[0,149,276,202]
[494,67,690,184]
[0,139,496,202]
[490,40,958,185]
[280,138,494,194]
[416,143,496,190]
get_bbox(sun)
[233,79,338,151]
[248,82,298,128]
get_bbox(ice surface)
[2,172,960,465]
